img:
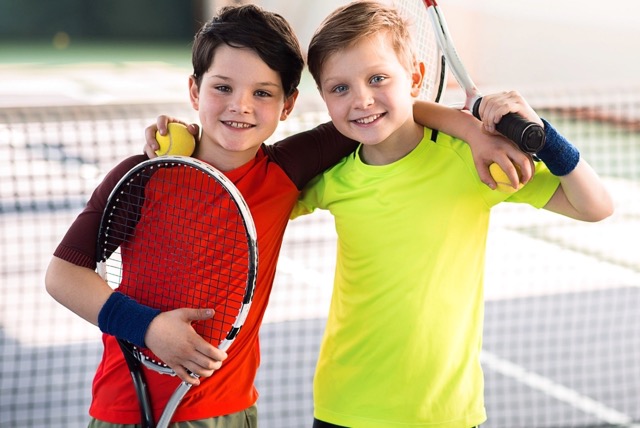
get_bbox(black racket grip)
[472,98,546,154]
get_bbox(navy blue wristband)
[536,118,580,176]
[97,292,161,348]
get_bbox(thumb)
[184,308,215,322]
[187,123,200,138]
[476,160,497,190]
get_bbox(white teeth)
[355,114,381,124]
[226,121,252,129]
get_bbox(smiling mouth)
[223,121,254,129]
[353,113,384,125]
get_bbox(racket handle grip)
[472,98,546,154]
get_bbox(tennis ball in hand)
[489,163,523,194]
[155,123,196,157]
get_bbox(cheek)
[324,98,345,119]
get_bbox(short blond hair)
[307,0,416,89]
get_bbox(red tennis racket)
[96,156,257,428]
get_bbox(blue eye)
[370,75,386,84]
[332,85,348,94]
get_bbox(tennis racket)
[96,156,258,428]
[395,0,546,154]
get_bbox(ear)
[410,61,425,98]
[188,75,200,111]
[280,89,300,121]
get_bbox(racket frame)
[96,155,258,428]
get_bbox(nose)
[228,91,252,114]
[352,86,374,110]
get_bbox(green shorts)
[88,404,258,428]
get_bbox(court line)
[481,350,638,427]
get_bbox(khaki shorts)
[88,405,258,428]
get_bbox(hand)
[144,115,200,159]
[144,308,228,385]
[468,125,535,190]
[476,90,543,135]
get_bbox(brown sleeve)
[53,155,148,268]
[263,121,358,190]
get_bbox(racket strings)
[100,162,252,363]
[393,0,443,102]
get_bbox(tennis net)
[1,85,639,427]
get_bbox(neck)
[360,121,423,166]
[194,141,260,172]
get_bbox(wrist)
[98,292,161,347]
[452,109,479,143]
[536,118,580,176]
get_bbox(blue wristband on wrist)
[536,118,580,176]
[97,292,161,348]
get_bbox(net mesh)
[1,86,639,427]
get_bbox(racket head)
[96,156,257,372]
[393,0,446,102]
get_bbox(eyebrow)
[210,74,281,88]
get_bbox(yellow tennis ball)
[155,123,196,157]
[489,163,523,194]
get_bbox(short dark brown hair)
[191,4,304,98]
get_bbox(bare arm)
[45,256,113,325]
[413,100,533,190]
[45,256,227,384]
[543,158,614,221]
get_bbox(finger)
[143,144,158,159]
[195,342,228,364]
[173,365,201,385]
[514,155,535,184]
[182,345,221,378]
[186,123,200,137]
[480,96,500,134]
[156,115,171,136]
[183,358,216,378]
[188,351,224,375]
[475,159,496,190]
[144,126,160,150]
[493,158,521,189]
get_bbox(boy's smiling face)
[318,32,424,162]
[189,44,297,170]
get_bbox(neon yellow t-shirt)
[292,128,560,428]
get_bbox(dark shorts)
[312,419,347,428]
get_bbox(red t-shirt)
[53,122,356,423]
